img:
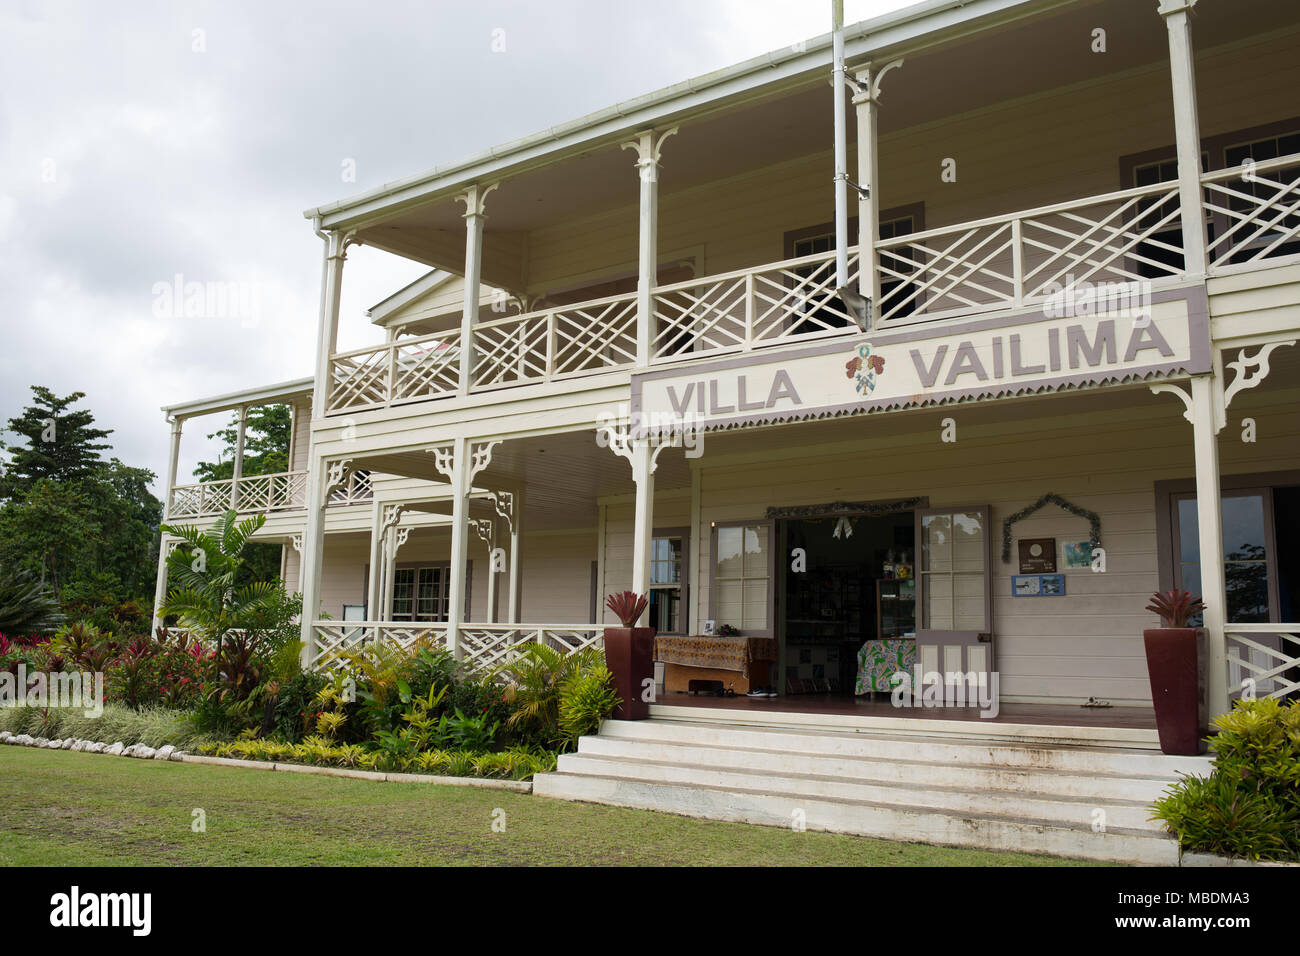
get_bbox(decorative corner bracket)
[324,459,354,499]
[849,58,904,105]
[621,127,678,172]
[1221,341,1296,424]
[290,534,303,554]
[1149,381,1195,425]
[489,490,515,533]
[455,182,500,219]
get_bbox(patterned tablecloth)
[856,638,917,694]
[653,635,779,678]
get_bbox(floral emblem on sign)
[846,343,885,397]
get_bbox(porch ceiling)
[358,428,693,532]
[347,0,1295,283]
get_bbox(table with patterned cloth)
[855,638,917,694]
[653,635,778,677]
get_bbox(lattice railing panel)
[1203,156,1300,268]
[309,622,448,672]
[472,313,550,387]
[392,335,459,404]
[1226,625,1300,700]
[751,251,862,344]
[328,348,390,413]
[168,479,234,519]
[1021,185,1183,296]
[878,221,1016,322]
[652,275,748,358]
[551,297,638,376]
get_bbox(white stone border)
[0,730,532,792]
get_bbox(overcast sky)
[0,0,914,493]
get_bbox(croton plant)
[604,591,648,627]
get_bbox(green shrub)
[559,663,620,746]
[1151,698,1300,860]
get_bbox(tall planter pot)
[1142,627,1207,755]
[603,626,655,720]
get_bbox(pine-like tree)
[0,386,112,500]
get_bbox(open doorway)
[779,511,916,697]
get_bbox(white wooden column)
[630,441,655,597]
[456,183,498,396]
[298,459,347,667]
[1159,0,1207,277]
[366,496,384,618]
[442,438,471,658]
[1190,375,1228,717]
[622,128,676,367]
[851,60,902,310]
[153,416,184,632]
[229,405,248,511]
[508,488,524,624]
[474,519,498,623]
[311,229,351,419]
[300,225,352,665]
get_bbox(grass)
[0,748,1105,866]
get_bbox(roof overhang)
[162,376,314,420]
[303,0,1062,231]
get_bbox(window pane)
[649,587,680,633]
[952,511,986,571]
[954,574,987,630]
[651,537,682,585]
[742,580,769,630]
[742,526,769,576]
[922,514,952,572]
[923,573,954,629]
[716,527,743,577]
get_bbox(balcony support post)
[366,496,383,620]
[298,458,352,668]
[507,488,524,624]
[851,60,902,316]
[456,183,498,397]
[1158,0,1207,277]
[312,227,353,419]
[1190,375,1229,718]
[152,416,184,633]
[622,127,677,366]
[230,405,248,511]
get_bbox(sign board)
[631,286,1210,433]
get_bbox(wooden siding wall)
[594,383,1300,706]
[287,528,596,623]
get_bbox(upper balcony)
[308,0,1300,423]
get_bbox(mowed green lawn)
[0,748,1103,866]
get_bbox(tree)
[0,387,161,612]
[193,405,293,482]
[158,510,295,700]
[0,386,112,501]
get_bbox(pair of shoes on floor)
[744,686,778,698]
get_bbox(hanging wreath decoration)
[1001,493,1102,563]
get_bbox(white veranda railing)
[649,247,862,362]
[1226,624,1300,700]
[168,468,370,520]
[875,181,1185,323]
[308,621,604,673]
[1202,154,1300,269]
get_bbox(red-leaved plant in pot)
[1143,589,1208,755]
[603,591,654,720]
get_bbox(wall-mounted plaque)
[1018,537,1057,574]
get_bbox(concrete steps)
[532,718,1215,864]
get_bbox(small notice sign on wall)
[1017,538,1057,573]
[1012,573,1066,597]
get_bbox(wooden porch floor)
[650,691,1157,729]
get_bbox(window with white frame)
[648,536,685,635]
[713,524,771,633]
[391,564,456,622]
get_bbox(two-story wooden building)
[156,0,1300,859]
